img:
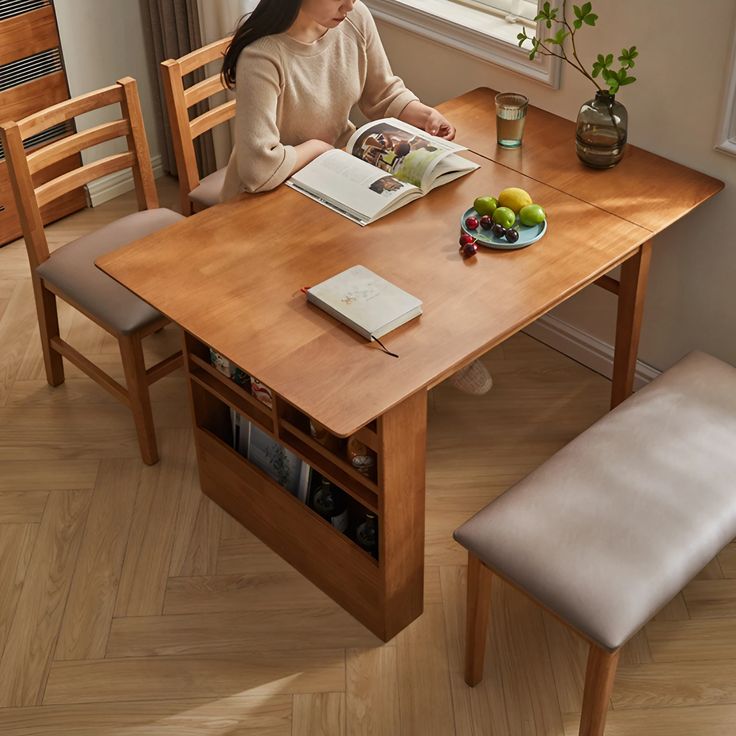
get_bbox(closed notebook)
[306,265,422,340]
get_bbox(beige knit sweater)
[220,1,418,199]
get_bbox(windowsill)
[364,0,560,88]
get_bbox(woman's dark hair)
[222,0,302,89]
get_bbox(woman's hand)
[423,109,455,140]
[398,101,456,140]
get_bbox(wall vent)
[0,48,63,92]
[0,120,74,161]
[0,0,49,22]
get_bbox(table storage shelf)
[184,331,426,640]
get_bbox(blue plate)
[460,207,547,250]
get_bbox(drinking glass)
[495,92,528,148]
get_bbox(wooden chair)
[160,36,234,215]
[0,77,184,465]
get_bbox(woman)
[220,0,492,395]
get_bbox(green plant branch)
[558,0,603,90]
[518,1,637,95]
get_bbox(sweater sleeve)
[354,3,418,120]
[231,45,297,193]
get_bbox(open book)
[286,118,479,226]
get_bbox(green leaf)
[619,76,636,85]
[573,4,583,19]
[573,18,582,28]
[581,1,592,14]
[583,13,598,25]
[605,53,614,66]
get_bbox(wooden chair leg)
[579,644,620,736]
[119,332,158,465]
[32,277,64,386]
[464,551,493,686]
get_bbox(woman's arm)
[397,101,456,141]
[292,139,334,172]
[231,48,333,193]
[353,5,455,139]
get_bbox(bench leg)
[579,644,620,736]
[464,552,493,686]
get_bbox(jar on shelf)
[355,512,378,559]
[310,477,349,533]
[309,419,343,453]
[347,436,376,479]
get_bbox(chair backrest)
[0,77,158,270]
[160,36,235,214]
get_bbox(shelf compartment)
[194,426,386,635]
[278,419,379,513]
[189,355,274,434]
[190,375,379,514]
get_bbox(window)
[716,20,736,157]
[365,0,561,88]
[460,0,539,23]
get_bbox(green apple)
[473,196,498,217]
[492,206,516,229]
[519,204,546,227]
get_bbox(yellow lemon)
[498,187,533,213]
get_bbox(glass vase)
[575,90,628,169]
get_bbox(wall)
[53,0,164,202]
[376,0,736,371]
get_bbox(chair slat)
[26,120,130,175]
[18,84,123,139]
[189,99,236,140]
[178,36,231,76]
[35,152,134,209]
[184,73,228,109]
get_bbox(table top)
[442,88,724,233]
[98,89,723,437]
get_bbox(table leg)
[379,389,428,640]
[611,240,652,409]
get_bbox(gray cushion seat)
[37,208,184,335]
[454,351,736,651]
[189,167,226,209]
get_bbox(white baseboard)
[522,314,661,389]
[86,155,165,207]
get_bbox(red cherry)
[465,216,479,230]
[461,242,478,259]
[459,233,475,246]
[480,215,493,230]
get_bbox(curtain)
[142,0,217,176]
[196,0,260,168]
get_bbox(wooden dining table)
[97,88,723,641]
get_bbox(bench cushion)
[37,208,184,335]
[454,352,736,651]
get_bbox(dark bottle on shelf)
[355,512,378,559]
[310,478,349,533]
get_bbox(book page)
[288,149,420,225]
[346,118,469,192]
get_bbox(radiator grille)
[0,120,74,161]
[0,0,49,21]
[0,48,62,92]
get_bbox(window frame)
[364,0,561,88]
[716,21,736,157]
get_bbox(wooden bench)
[453,351,736,736]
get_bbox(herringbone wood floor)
[1,179,735,735]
